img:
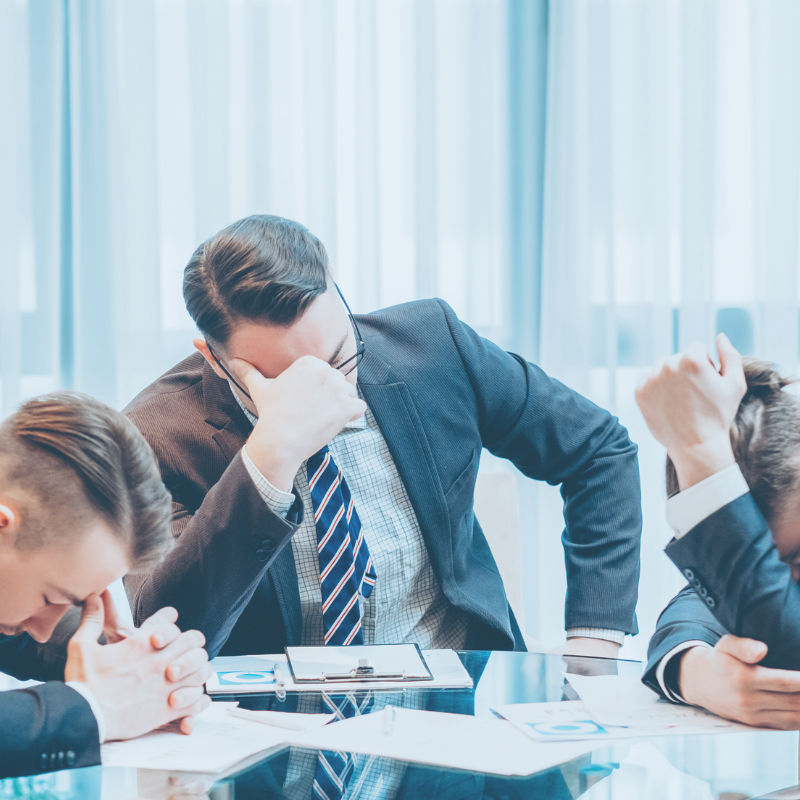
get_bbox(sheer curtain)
[0,0,514,415]
[540,0,800,658]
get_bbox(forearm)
[0,683,100,778]
[125,453,299,657]
[666,494,800,669]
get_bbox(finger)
[744,709,800,730]
[178,696,212,734]
[229,358,271,393]
[750,665,800,694]
[149,622,181,651]
[716,634,768,665]
[717,332,745,384]
[139,606,179,633]
[158,629,207,665]
[166,647,210,682]
[349,398,367,422]
[100,589,134,644]
[169,684,208,710]
[70,594,105,647]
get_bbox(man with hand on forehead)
[0,393,212,778]
[124,214,642,663]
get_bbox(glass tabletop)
[2,651,798,800]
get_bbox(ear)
[0,503,18,547]
[193,338,228,381]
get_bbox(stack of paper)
[207,648,473,694]
[101,703,333,773]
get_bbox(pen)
[381,705,396,736]
[273,662,287,700]
[228,707,309,730]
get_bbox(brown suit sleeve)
[124,452,301,657]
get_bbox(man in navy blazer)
[638,335,800,729]
[0,393,211,778]
[124,214,642,662]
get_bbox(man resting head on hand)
[0,392,212,778]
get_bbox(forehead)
[224,287,348,377]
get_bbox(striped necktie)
[307,445,377,646]
[308,446,377,800]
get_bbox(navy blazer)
[123,299,642,657]
[645,492,800,696]
[0,632,100,778]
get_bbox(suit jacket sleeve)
[0,682,100,778]
[664,493,800,670]
[642,585,728,697]
[125,452,303,657]
[435,299,642,634]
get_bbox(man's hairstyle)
[666,358,800,525]
[183,214,330,347]
[0,392,173,572]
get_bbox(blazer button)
[706,596,716,609]
[256,549,269,562]
[261,539,276,553]
[683,568,695,581]
[66,750,76,767]
[58,751,65,768]
[40,753,48,771]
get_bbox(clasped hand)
[64,590,212,742]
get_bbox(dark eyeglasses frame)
[206,283,366,402]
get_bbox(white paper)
[287,706,595,777]
[208,648,473,694]
[563,673,755,732]
[287,644,431,681]
[101,702,333,773]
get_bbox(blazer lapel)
[201,359,303,645]
[357,345,454,588]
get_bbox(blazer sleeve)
[124,452,303,657]
[435,299,642,635]
[642,585,728,697]
[0,683,100,778]
[665,493,800,670]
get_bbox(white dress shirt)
[657,463,751,702]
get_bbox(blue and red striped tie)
[308,445,377,800]
[308,445,376,646]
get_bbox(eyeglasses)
[206,283,366,402]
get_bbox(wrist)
[244,440,300,493]
[676,645,706,704]
[670,439,735,491]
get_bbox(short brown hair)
[183,214,330,347]
[666,358,800,524]
[0,392,173,572]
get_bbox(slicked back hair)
[0,392,173,572]
[183,214,331,348]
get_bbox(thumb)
[716,333,744,384]
[71,594,105,646]
[229,359,269,394]
[716,633,768,665]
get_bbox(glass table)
[2,651,798,799]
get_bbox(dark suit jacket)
[645,492,800,696]
[123,299,642,658]
[0,632,100,778]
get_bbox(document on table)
[562,674,757,733]
[101,702,334,773]
[207,648,473,694]
[287,643,431,682]
[287,706,595,777]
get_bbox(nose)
[22,605,70,643]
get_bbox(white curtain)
[540,0,800,658]
[0,0,511,413]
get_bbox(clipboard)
[285,643,434,684]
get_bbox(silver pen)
[273,662,288,700]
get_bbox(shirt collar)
[229,383,368,431]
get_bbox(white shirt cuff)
[241,445,295,519]
[666,464,750,539]
[66,681,106,743]
[566,628,624,645]
[654,640,713,703]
